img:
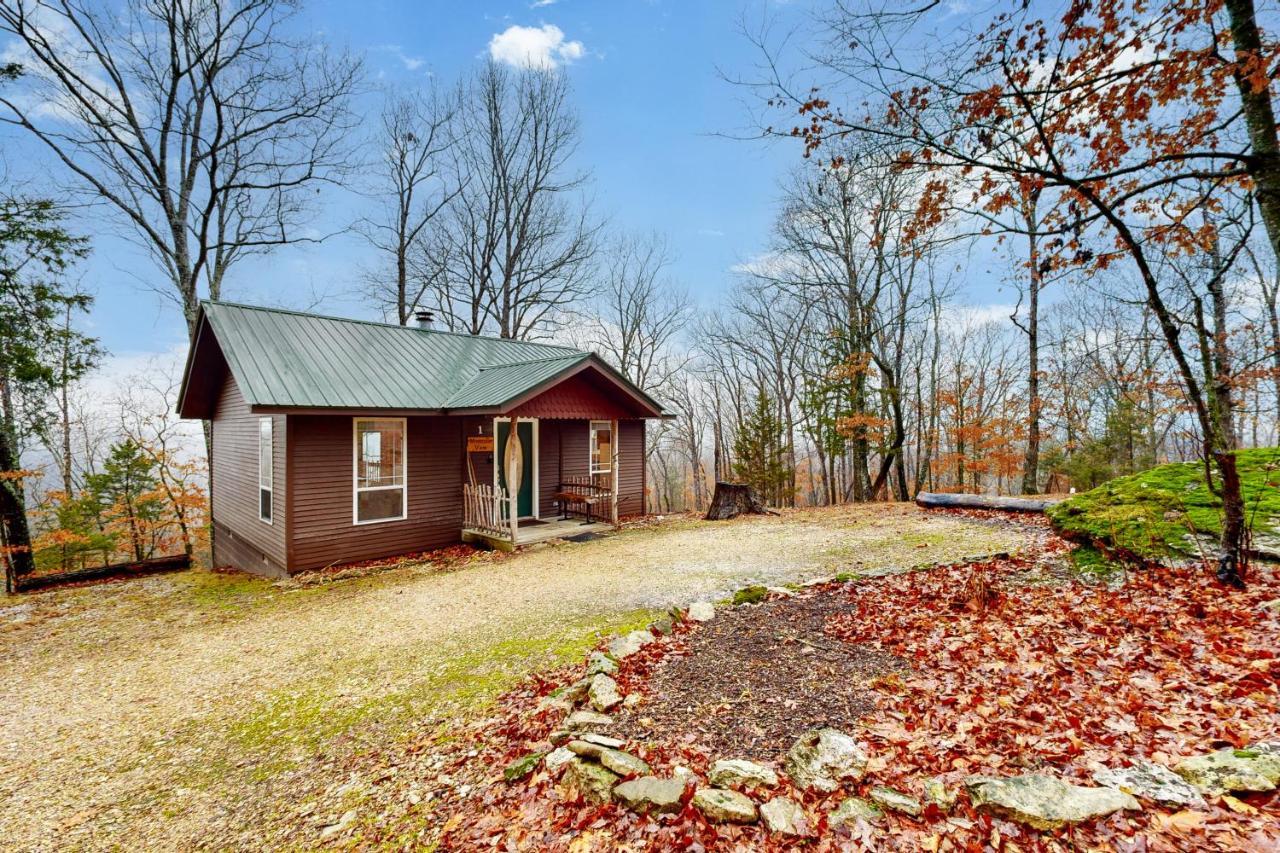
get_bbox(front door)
[496,419,535,518]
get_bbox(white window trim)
[352,416,408,526]
[589,420,613,476]
[493,417,539,520]
[258,416,273,524]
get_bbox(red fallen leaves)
[435,535,1279,852]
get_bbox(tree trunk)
[0,413,34,593]
[704,481,778,520]
[1020,194,1043,495]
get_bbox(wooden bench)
[553,480,612,523]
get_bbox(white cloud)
[531,0,559,7]
[488,24,586,70]
[697,228,725,238]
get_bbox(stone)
[786,728,869,793]
[688,601,716,621]
[1174,747,1280,796]
[586,651,619,676]
[544,747,575,772]
[566,739,608,760]
[829,797,883,828]
[318,809,357,840]
[709,759,778,791]
[766,586,795,597]
[608,629,655,659]
[966,774,1140,830]
[561,758,619,805]
[673,765,696,785]
[553,677,593,704]
[1093,760,1207,808]
[578,733,625,749]
[759,797,810,836]
[732,585,768,605]
[588,673,623,712]
[649,617,674,635]
[692,788,758,824]
[503,752,545,782]
[537,695,575,714]
[564,710,613,730]
[923,777,958,812]
[869,785,922,817]
[612,776,686,814]
[599,748,651,778]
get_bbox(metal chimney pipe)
[414,309,435,330]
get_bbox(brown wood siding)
[287,415,463,572]
[210,373,287,574]
[538,419,561,513]
[618,420,645,517]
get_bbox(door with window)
[496,419,535,518]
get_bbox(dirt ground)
[0,504,1028,851]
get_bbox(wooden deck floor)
[462,517,614,551]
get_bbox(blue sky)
[3,0,1011,364]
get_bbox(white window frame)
[258,417,273,524]
[589,419,613,476]
[352,417,408,525]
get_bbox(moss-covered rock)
[1047,449,1280,562]
[732,585,768,606]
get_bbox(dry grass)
[0,504,1027,850]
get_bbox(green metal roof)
[179,301,663,416]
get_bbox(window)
[589,420,613,475]
[258,417,273,523]
[354,418,406,523]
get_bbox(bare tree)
[426,62,599,339]
[360,87,459,325]
[0,0,362,337]
[588,232,690,392]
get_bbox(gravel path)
[0,505,1027,850]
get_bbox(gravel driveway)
[0,505,1027,850]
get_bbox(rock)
[732,585,768,605]
[869,785,922,817]
[553,677,593,704]
[586,651,619,676]
[612,776,686,814]
[599,748,651,778]
[687,601,716,621]
[673,765,696,785]
[923,777,958,812]
[649,617,674,635]
[318,810,357,839]
[622,693,643,709]
[588,674,623,712]
[829,797,883,828]
[566,739,608,760]
[766,586,795,597]
[709,759,778,791]
[692,788,758,824]
[966,774,1140,830]
[503,752,545,782]
[1174,747,1280,795]
[578,733,625,749]
[608,629,655,659]
[561,758,619,805]
[786,728,868,792]
[759,797,810,836]
[544,746,575,772]
[564,710,613,730]
[1093,760,1207,808]
[537,695,575,714]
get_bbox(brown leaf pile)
[433,536,1279,852]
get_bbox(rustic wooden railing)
[463,483,515,541]
[557,474,616,524]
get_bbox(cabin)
[176,302,667,577]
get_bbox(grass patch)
[1047,448,1280,561]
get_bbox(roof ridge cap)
[478,352,589,370]
[203,300,581,351]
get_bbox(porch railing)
[463,483,515,541]
[558,474,617,524]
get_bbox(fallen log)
[704,482,780,520]
[915,492,1062,514]
[17,553,191,592]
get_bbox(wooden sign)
[467,435,494,453]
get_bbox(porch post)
[611,418,619,525]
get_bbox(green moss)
[1067,543,1127,580]
[732,585,768,605]
[1047,448,1280,561]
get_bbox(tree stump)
[704,482,777,520]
